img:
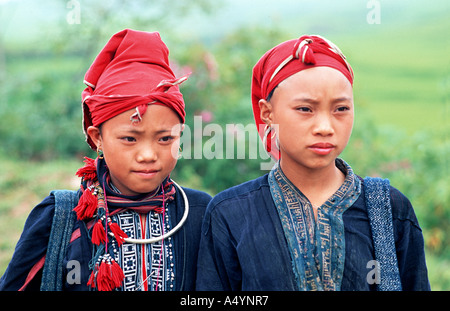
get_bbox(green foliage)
[343,110,450,260]
[0,54,89,159]
[0,157,81,275]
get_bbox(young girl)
[196,35,430,291]
[0,29,211,291]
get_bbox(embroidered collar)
[268,158,361,290]
[73,156,177,291]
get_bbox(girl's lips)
[133,170,160,178]
[308,143,336,155]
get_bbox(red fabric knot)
[129,74,189,123]
[293,38,316,64]
[130,104,148,123]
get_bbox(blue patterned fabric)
[364,177,402,291]
[268,159,361,290]
[40,190,78,291]
[111,210,176,291]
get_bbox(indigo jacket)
[196,174,430,291]
[0,187,211,291]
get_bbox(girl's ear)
[86,126,102,149]
[258,99,273,125]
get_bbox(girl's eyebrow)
[119,127,177,135]
[293,96,352,104]
[332,96,352,104]
[155,129,173,135]
[293,97,319,104]
[120,128,144,135]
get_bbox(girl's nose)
[136,144,158,163]
[312,113,334,137]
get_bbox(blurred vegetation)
[0,0,449,289]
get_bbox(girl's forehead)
[103,105,182,132]
[280,66,351,86]
[274,67,353,99]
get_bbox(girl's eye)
[121,136,136,142]
[159,136,174,143]
[297,107,312,112]
[336,106,350,112]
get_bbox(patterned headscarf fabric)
[82,29,188,149]
[251,35,354,160]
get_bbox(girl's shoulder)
[0,194,59,290]
[180,187,212,206]
[18,190,80,244]
[360,176,420,228]
[23,194,57,232]
[388,185,420,227]
[207,174,270,210]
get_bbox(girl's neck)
[280,158,346,209]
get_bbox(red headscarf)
[251,35,354,160]
[82,29,188,149]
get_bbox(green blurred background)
[0,0,449,289]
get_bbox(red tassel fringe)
[87,266,97,289]
[73,185,97,220]
[97,260,113,291]
[110,259,124,288]
[88,258,124,291]
[75,157,97,181]
[75,157,128,291]
[109,222,128,247]
[91,219,106,245]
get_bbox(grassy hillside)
[349,24,449,135]
[0,158,82,278]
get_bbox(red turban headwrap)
[251,35,354,160]
[82,29,188,149]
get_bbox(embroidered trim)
[268,159,361,290]
[113,208,175,291]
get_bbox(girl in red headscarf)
[0,29,211,291]
[196,35,430,291]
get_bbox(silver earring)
[263,124,279,150]
[262,124,271,149]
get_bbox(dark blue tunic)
[0,187,211,291]
[196,174,430,291]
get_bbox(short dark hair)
[266,86,278,102]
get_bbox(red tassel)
[87,268,97,289]
[73,185,97,220]
[96,260,113,291]
[75,157,97,181]
[91,219,106,245]
[109,222,128,247]
[110,259,124,288]
[87,259,124,291]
